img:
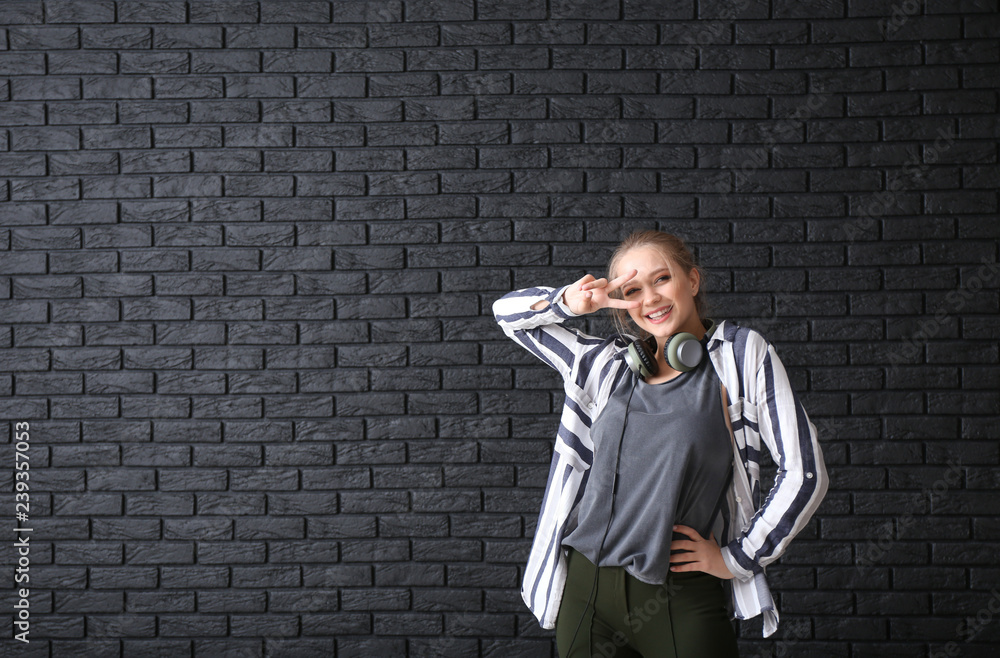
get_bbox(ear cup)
[663,318,717,372]
[624,334,658,379]
[664,331,704,372]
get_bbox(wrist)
[719,545,756,582]
[553,285,580,317]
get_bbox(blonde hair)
[605,229,708,341]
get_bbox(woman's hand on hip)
[563,269,642,315]
[668,525,735,580]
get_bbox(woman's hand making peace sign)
[562,269,642,316]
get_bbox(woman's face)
[614,245,703,344]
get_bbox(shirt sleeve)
[492,284,615,382]
[718,338,830,581]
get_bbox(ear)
[688,267,700,297]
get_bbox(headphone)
[623,317,717,378]
[563,318,716,654]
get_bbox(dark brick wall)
[1,1,998,656]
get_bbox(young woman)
[492,230,829,657]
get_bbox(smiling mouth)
[646,305,672,320]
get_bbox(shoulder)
[580,332,636,380]
[594,332,636,369]
[612,331,636,348]
[712,319,773,372]
[713,318,770,348]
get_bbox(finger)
[608,268,638,290]
[581,277,607,291]
[605,299,641,310]
[672,525,697,538]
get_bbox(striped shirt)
[492,283,830,638]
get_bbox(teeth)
[648,306,671,319]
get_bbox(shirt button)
[735,496,741,502]
[588,403,596,409]
[806,472,813,479]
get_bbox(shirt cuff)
[549,284,580,318]
[720,544,758,583]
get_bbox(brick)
[189,1,258,24]
[8,26,80,50]
[117,1,187,24]
[261,2,331,23]
[225,26,295,49]
[0,53,45,76]
[45,1,115,23]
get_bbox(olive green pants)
[556,547,740,658]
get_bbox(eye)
[624,288,637,296]
[657,275,670,283]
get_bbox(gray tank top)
[562,352,734,585]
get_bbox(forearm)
[492,285,578,332]
[723,343,830,579]
[723,460,828,579]
[490,285,577,377]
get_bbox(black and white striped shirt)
[493,283,830,638]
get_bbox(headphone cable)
[564,376,637,654]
